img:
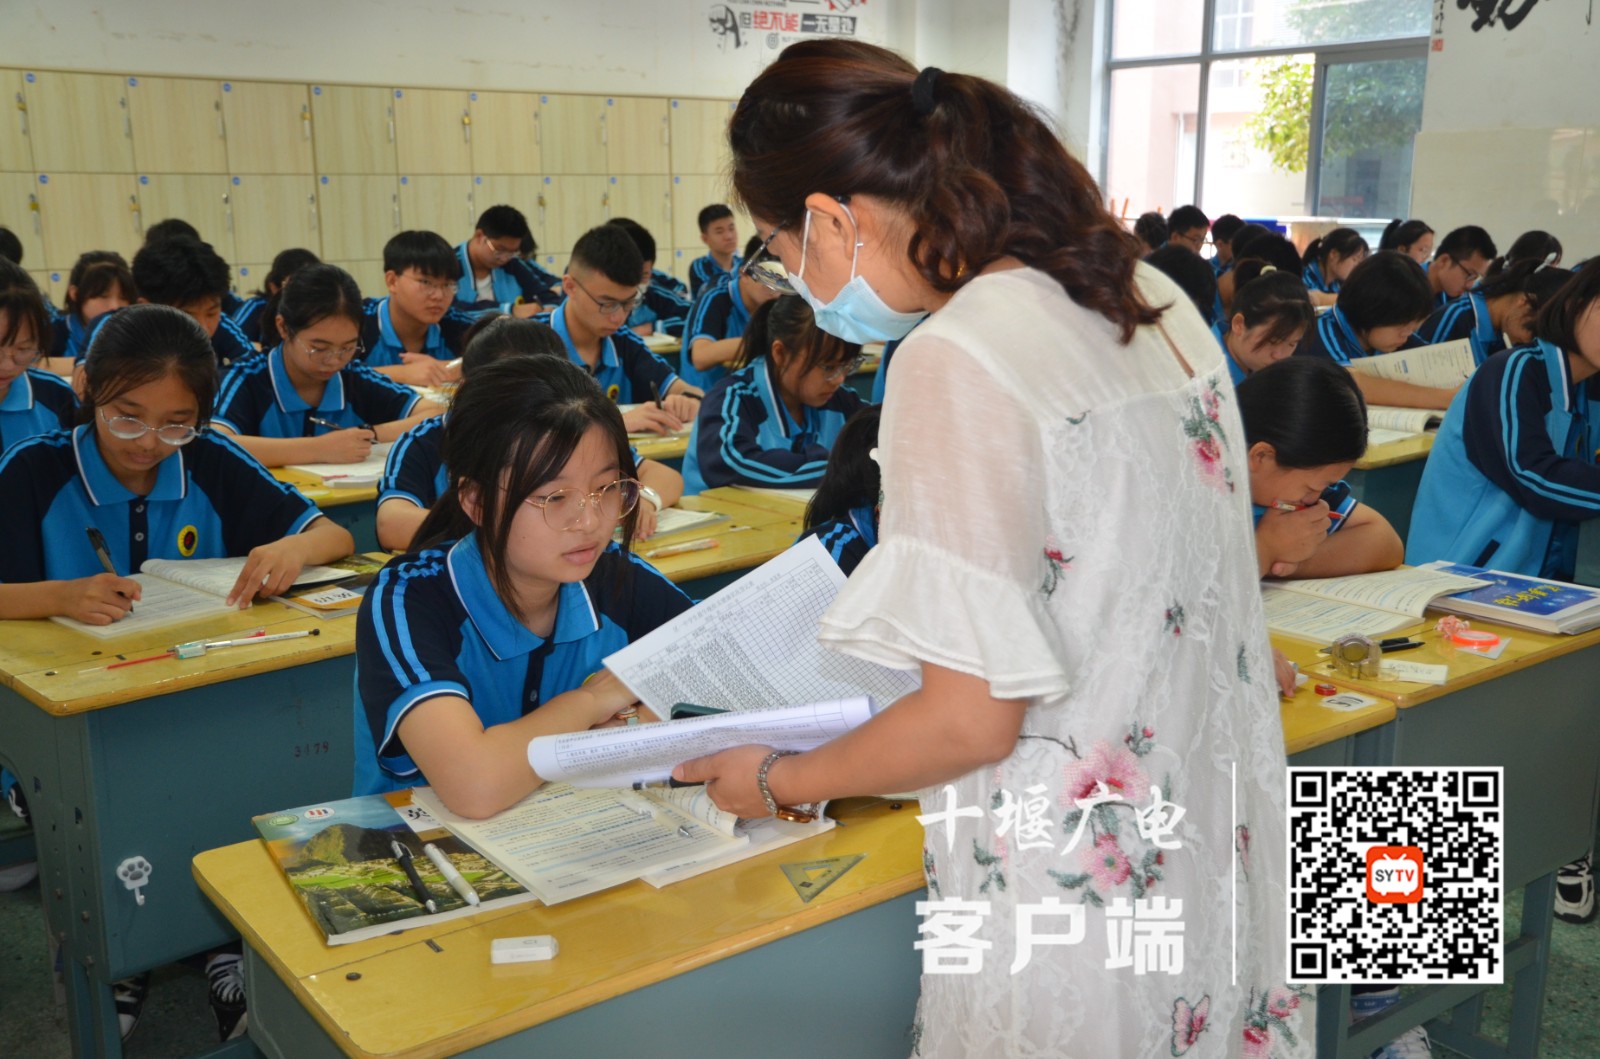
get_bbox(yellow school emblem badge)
[177,525,199,557]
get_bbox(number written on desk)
[293,741,332,758]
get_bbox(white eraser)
[491,935,559,964]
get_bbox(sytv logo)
[1365,846,1424,904]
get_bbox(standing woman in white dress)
[676,40,1312,1058]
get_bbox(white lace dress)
[818,265,1313,1058]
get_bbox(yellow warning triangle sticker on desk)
[781,853,864,903]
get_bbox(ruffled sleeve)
[818,334,1073,702]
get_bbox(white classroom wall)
[1414,1,1600,257]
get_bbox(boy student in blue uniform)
[1214,263,1314,385]
[1239,358,1402,579]
[1406,261,1595,580]
[91,236,256,371]
[681,234,783,391]
[688,204,741,296]
[537,224,702,435]
[354,355,693,815]
[360,230,477,387]
[47,251,135,373]
[212,264,443,468]
[141,217,247,321]
[1296,251,1457,409]
[1300,227,1368,307]
[377,315,684,550]
[1210,213,1244,276]
[608,217,693,338]
[683,294,868,495]
[0,303,352,622]
[1419,257,1573,366]
[1425,225,1498,309]
[0,262,76,451]
[798,405,880,575]
[453,205,562,318]
[1163,205,1210,255]
[1379,218,1435,264]
[230,247,319,346]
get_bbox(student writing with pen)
[0,305,353,624]
[211,265,443,468]
[1241,358,1402,580]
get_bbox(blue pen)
[85,527,133,614]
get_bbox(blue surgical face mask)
[788,206,926,344]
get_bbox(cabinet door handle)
[29,193,40,235]
[224,191,233,233]
[462,109,471,144]
[309,194,319,232]
[15,92,28,138]
[301,104,311,139]
[393,195,401,230]
[533,111,541,146]
[121,97,131,139]
[387,106,395,143]
[130,194,142,234]
[599,113,607,146]
[216,99,226,140]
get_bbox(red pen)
[95,651,174,672]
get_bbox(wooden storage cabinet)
[228,175,318,264]
[468,91,541,175]
[136,173,234,258]
[317,174,399,261]
[221,81,313,175]
[0,172,46,268]
[128,77,228,174]
[2,68,36,173]
[393,88,473,176]
[310,84,397,175]
[35,173,141,269]
[23,71,135,174]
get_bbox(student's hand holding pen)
[661,392,701,422]
[396,353,456,387]
[59,574,142,625]
[621,404,684,435]
[1257,499,1330,578]
[314,426,376,464]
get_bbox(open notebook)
[285,442,394,487]
[51,559,358,639]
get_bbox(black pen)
[648,380,664,410]
[1381,640,1425,653]
[390,839,437,913]
[85,527,133,614]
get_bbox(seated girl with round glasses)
[211,264,444,468]
[0,304,355,624]
[352,355,693,817]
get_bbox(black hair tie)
[911,67,943,116]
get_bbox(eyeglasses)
[292,335,364,364]
[1,345,41,369]
[480,234,520,263]
[1454,259,1482,284]
[97,408,201,446]
[405,273,457,299]
[743,219,795,295]
[821,354,868,381]
[570,275,644,319]
[522,477,641,530]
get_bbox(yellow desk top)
[271,467,379,508]
[0,604,355,716]
[632,489,801,584]
[712,485,813,520]
[629,431,690,463]
[1354,432,1433,471]
[193,798,924,1059]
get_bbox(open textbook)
[1419,562,1600,634]
[1346,339,1474,389]
[1262,566,1490,641]
[50,558,359,639]
[285,442,394,487]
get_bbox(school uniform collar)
[266,344,347,415]
[70,422,188,506]
[1325,305,1364,355]
[728,282,752,329]
[1304,261,1326,289]
[1211,322,1247,385]
[67,314,90,354]
[0,370,35,412]
[445,532,601,661]
[551,302,618,377]
[1468,290,1496,348]
[848,504,879,549]
[1537,339,1578,414]
[377,297,443,357]
[454,242,476,298]
[754,356,806,439]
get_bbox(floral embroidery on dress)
[1241,986,1310,1057]
[1049,726,1172,904]
[1170,994,1212,1056]
[923,848,942,899]
[1041,539,1073,597]
[1183,380,1236,493]
[1165,605,1186,636]
[1236,824,1252,879]
[1237,643,1252,683]
[972,839,1006,894]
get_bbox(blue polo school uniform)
[359,297,476,369]
[538,302,680,405]
[230,295,269,345]
[451,243,564,316]
[1407,340,1600,581]
[1420,291,1503,366]
[680,276,751,393]
[49,313,96,364]
[1302,261,1337,295]
[84,308,257,369]
[213,344,421,439]
[683,355,865,495]
[1250,481,1356,535]
[651,268,687,297]
[0,425,324,583]
[379,414,448,511]
[353,535,694,795]
[0,369,77,453]
[799,504,878,575]
[628,283,693,339]
[688,252,741,298]
[1294,305,1366,365]
[1210,322,1248,386]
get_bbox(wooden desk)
[715,485,814,521]
[272,468,380,555]
[0,605,359,1057]
[1347,433,1433,546]
[1280,618,1600,1058]
[194,799,924,1059]
[629,430,689,465]
[634,491,801,598]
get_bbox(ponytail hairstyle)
[1380,219,1433,253]
[64,251,136,324]
[460,314,565,377]
[275,263,363,343]
[728,40,1162,343]
[1532,258,1600,356]
[257,247,321,346]
[1230,268,1314,346]
[733,294,861,410]
[79,303,217,426]
[1237,357,1367,468]
[0,257,53,359]
[805,405,882,531]
[1302,227,1369,272]
[1337,251,1434,333]
[415,356,638,621]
